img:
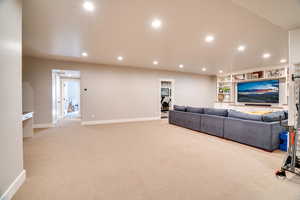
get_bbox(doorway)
[61,78,80,119]
[52,70,81,123]
[160,80,174,119]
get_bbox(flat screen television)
[237,79,279,103]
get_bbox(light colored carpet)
[14,120,300,200]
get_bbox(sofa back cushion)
[186,106,204,114]
[262,111,286,122]
[174,105,186,112]
[228,110,262,121]
[203,108,228,117]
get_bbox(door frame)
[159,79,175,117]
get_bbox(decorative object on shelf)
[218,88,224,93]
[252,73,259,79]
[223,87,230,94]
[233,74,245,81]
[246,71,264,80]
[218,94,225,102]
[218,75,231,82]
[265,68,286,79]
[224,94,230,101]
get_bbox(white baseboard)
[33,123,55,129]
[81,117,161,126]
[0,170,26,200]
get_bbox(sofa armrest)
[270,120,288,150]
[169,110,187,126]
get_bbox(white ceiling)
[232,0,300,30]
[23,0,290,75]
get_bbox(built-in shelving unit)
[217,75,233,103]
[215,65,289,110]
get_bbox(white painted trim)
[81,117,161,126]
[0,170,26,200]
[33,123,55,129]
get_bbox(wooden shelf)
[215,101,234,103]
[218,81,232,83]
[233,77,286,83]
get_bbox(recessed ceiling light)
[262,53,271,59]
[83,1,95,12]
[153,60,159,65]
[237,45,246,52]
[280,59,287,63]
[151,19,162,29]
[117,56,123,61]
[81,52,88,57]
[205,35,215,43]
[202,67,207,72]
[219,70,223,74]
[179,64,184,68]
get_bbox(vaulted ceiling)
[232,0,300,30]
[23,0,295,75]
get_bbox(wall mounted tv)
[237,79,279,103]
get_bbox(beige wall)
[0,0,24,197]
[23,56,216,124]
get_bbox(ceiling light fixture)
[81,52,88,57]
[153,60,159,65]
[202,67,207,72]
[280,59,287,63]
[179,64,184,68]
[237,45,246,52]
[83,1,95,12]
[205,35,215,43]
[151,19,162,29]
[117,56,124,61]
[262,53,271,59]
[219,70,223,74]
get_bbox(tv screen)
[237,80,279,103]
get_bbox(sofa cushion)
[186,106,204,114]
[203,108,228,117]
[262,111,286,122]
[174,105,186,112]
[228,110,262,121]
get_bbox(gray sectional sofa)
[169,106,288,151]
